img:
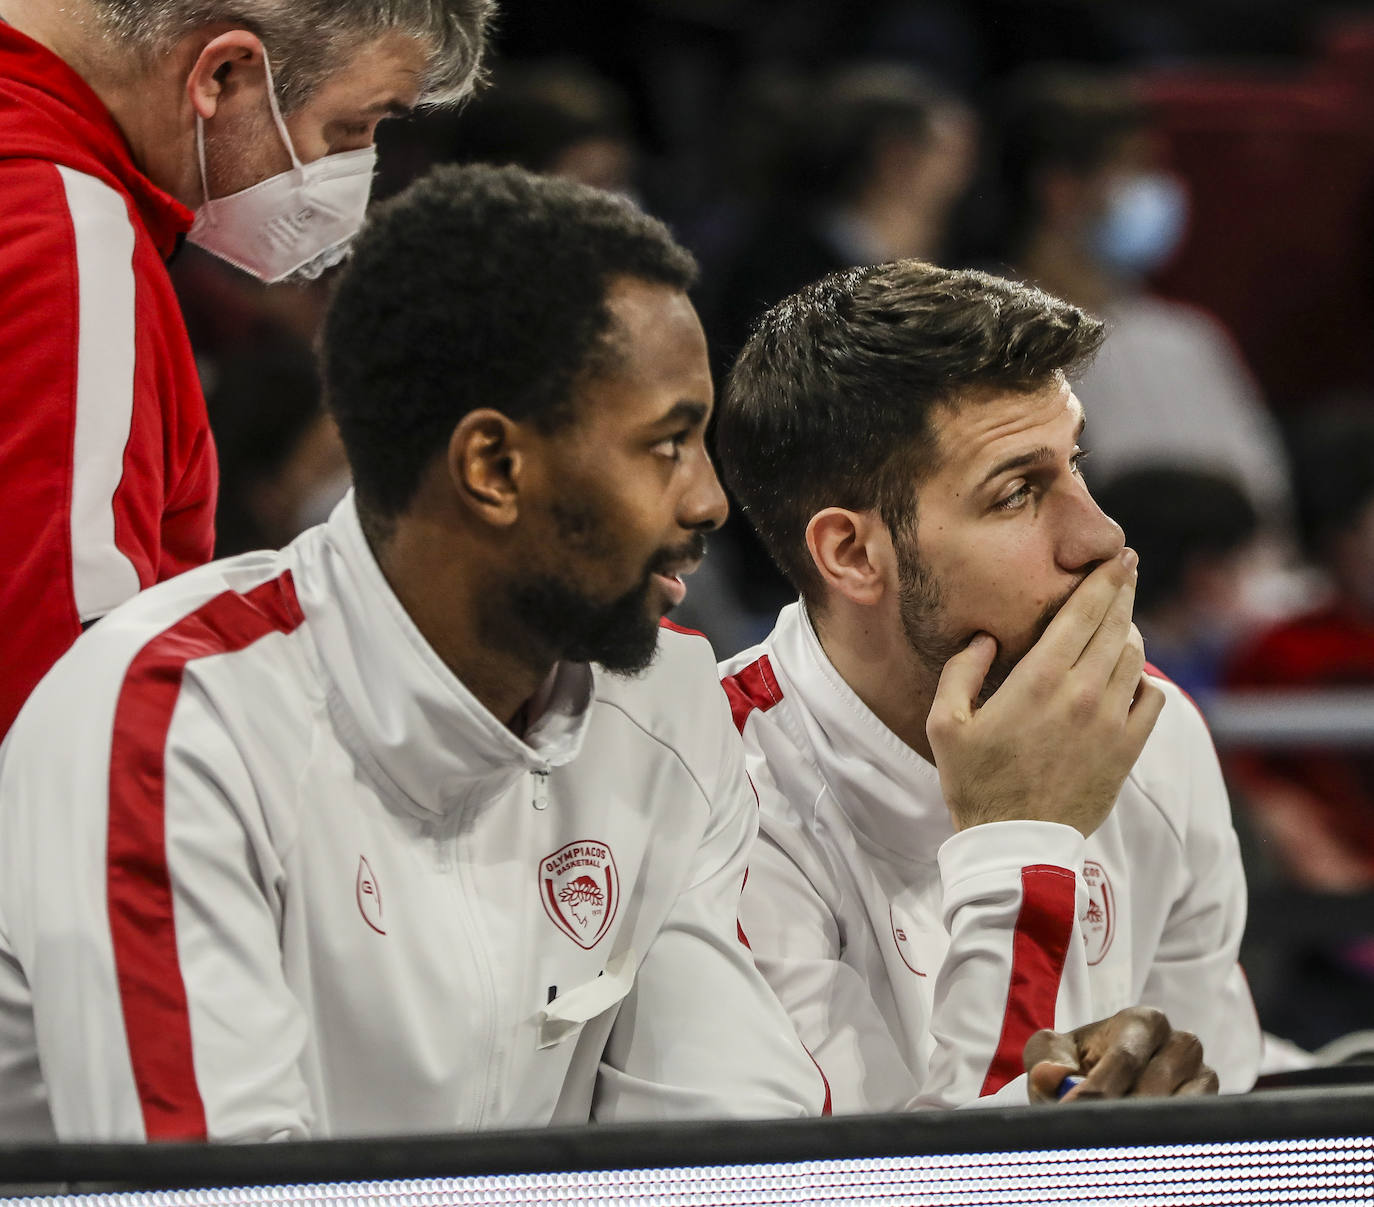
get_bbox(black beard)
[496,514,709,676]
[505,568,664,675]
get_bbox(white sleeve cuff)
[938,820,1087,918]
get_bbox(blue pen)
[1056,1074,1084,1100]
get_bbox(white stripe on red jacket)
[0,22,215,740]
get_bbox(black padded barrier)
[0,1084,1371,1195]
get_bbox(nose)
[680,446,729,533]
[1056,477,1125,573]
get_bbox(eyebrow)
[649,400,710,430]
[977,413,1087,489]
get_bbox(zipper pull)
[532,769,550,812]
[531,770,550,811]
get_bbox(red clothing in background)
[1225,604,1374,883]
[0,23,215,738]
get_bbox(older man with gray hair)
[0,0,493,739]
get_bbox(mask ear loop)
[193,41,299,228]
[258,46,305,173]
[194,113,215,224]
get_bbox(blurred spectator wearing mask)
[208,332,350,558]
[997,69,1294,528]
[1094,466,1263,701]
[712,63,976,372]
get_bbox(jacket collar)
[0,23,195,257]
[770,602,955,864]
[294,493,595,817]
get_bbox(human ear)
[805,508,894,608]
[446,410,524,528]
[186,30,267,121]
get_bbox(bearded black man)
[0,166,826,1141]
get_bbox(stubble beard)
[895,537,1064,708]
[201,104,281,204]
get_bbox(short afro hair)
[717,260,1104,604]
[323,163,697,523]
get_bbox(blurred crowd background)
[170,0,1374,1053]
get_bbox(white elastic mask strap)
[195,113,212,214]
[258,47,304,171]
[194,44,299,222]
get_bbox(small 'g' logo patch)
[357,855,386,935]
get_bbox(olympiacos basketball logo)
[540,840,619,949]
[1080,860,1115,965]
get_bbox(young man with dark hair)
[0,165,827,1141]
[0,0,493,738]
[716,261,1261,1112]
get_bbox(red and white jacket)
[722,603,1262,1112]
[0,22,215,738]
[0,495,825,1141]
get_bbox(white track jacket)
[0,496,826,1141]
[721,603,1261,1113]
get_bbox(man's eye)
[331,122,374,147]
[1071,448,1091,476]
[653,433,689,460]
[994,482,1031,511]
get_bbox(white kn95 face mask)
[188,48,377,284]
